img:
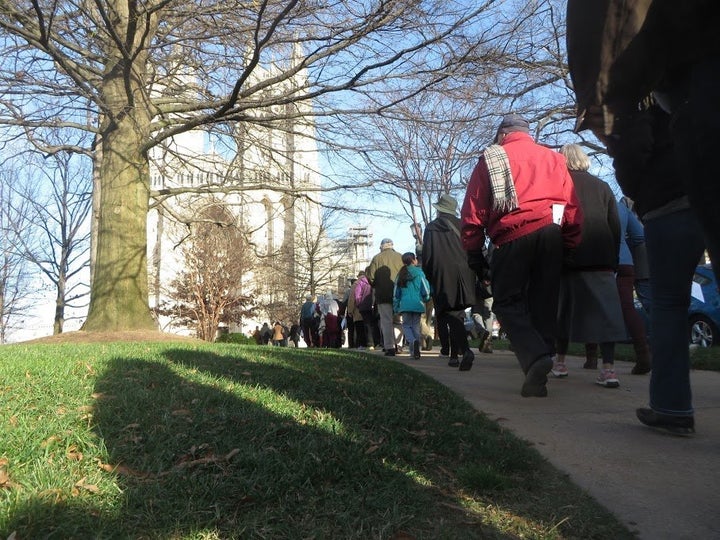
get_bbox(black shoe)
[636,408,695,436]
[448,357,459,367]
[413,341,421,359]
[384,349,396,357]
[521,356,553,397]
[631,362,652,375]
[459,349,474,371]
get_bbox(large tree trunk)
[83,13,157,332]
[83,116,157,331]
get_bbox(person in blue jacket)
[393,252,431,359]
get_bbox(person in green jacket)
[393,252,432,359]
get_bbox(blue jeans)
[645,208,705,416]
[401,312,422,348]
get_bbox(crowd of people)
[289,105,707,438]
[259,2,716,438]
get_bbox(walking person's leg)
[638,208,704,434]
[617,264,651,374]
[445,309,474,371]
[436,309,450,357]
[377,303,396,355]
[492,226,560,396]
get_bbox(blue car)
[689,264,720,347]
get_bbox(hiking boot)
[459,349,474,371]
[551,360,569,378]
[521,356,553,397]
[448,357,459,367]
[413,340,421,359]
[595,368,619,388]
[636,408,695,436]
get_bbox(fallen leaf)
[74,477,100,493]
[98,461,150,478]
[66,446,83,461]
[224,448,240,461]
[41,435,61,448]
[365,445,380,454]
[0,467,19,490]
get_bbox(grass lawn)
[1,340,641,539]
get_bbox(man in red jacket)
[461,114,583,397]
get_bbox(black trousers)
[437,310,467,358]
[491,224,563,373]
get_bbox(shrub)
[215,332,254,345]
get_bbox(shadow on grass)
[3,345,632,538]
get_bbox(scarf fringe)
[483,144,518,213]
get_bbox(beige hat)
[433,193,458,215]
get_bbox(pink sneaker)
[551,361,568,378]
[595,369,620,388]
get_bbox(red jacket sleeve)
[460,158,490,252]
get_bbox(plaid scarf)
[483,144,518,213]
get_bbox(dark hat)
[433,193,458,215]
[498,114,530,133]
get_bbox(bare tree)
[12,150,92,334]
[0,0,496,333]
[344,0,607,233]
[156,204,256,342]
[293,205,353,299]
[350,91,487,235]
[0,169,40,342]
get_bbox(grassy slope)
[0,342,634,539]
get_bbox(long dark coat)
[421,213,477,314]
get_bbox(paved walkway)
[390,349,720,540]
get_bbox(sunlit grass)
[1,342,634,539]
